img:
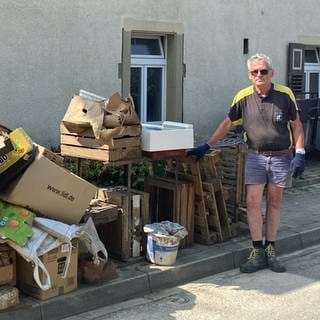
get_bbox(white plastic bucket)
[146,234,157,263]
[146,233,180,265]
[154,242,179,266]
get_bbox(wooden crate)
[82,202,120,225]
[144,175,194,248]
[60,123,142,163]
[96,187,149,261]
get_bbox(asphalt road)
[64,244,320,320]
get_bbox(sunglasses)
[250,69,270,76]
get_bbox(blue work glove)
[186,143,210,160]
[291,152,305,178]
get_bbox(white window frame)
[131,35,165,59]
[131,35,167,123]
[304,48,320,99]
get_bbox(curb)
[3,225,320,320]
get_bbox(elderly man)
[188,53,305,273]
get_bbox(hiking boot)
[240,247,267,273]
[265,244,286,273]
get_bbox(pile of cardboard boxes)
[0,127,99,309]
[0,90,198,311]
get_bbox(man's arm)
[187,116,233,159]
[208,116,233,146]
[290,112,305,150]
[290,112,305,178]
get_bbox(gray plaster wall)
[0,0,319,147]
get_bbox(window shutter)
[288,43,305,98]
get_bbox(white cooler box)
[141,121,194,152]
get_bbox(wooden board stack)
[60,123,141,163]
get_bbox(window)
[288,43,320,99]
[304,48,320,98]
[131,38,163,56]
[288,43,305,98]
[292,48,303,70]
[121,19,184,123]
[130,36,166,122]
[305,48,319,63]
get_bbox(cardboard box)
[36,144,64,166]
[0,128,35,191]
[17,239,78,301]
[141,121,194,152]
[0,244,16,286]
[0,146,97,224]
[0,128,33,173]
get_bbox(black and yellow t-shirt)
[228,84,299,151]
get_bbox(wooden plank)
[127,188,150,225]
[202,182,223,242]
[110,190,131,261]
[200,151,221,179]
[178,183,187,247]
[179,158,211,244]
[96,190,131,261]
[185,182,195,247]
[61,134,140,150]
[144,176,178,191]
[127,187,150,255]
[142,149,186,159]
[201,152,231,242]
[131,193,141,257]
[60,144,141,162]
[214,188,231,240]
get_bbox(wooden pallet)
[60,123,141,163]
[215,142,247,222]
[143,176,194,248]
[172,151,232,244]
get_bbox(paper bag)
[62,95,105,139]
[104,92,140,128]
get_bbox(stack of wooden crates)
[60,123,141,163]
[214,133,247,226]
[144,151,234,246]
[59,94,145,261]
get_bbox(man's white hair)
[247,53,273,70]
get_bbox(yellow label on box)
[0,128,33,174]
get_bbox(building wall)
[0,0,319,147]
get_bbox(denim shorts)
[245,151,293,187]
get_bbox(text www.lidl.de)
[47,184,75,201]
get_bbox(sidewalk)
[2,158,320,320]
